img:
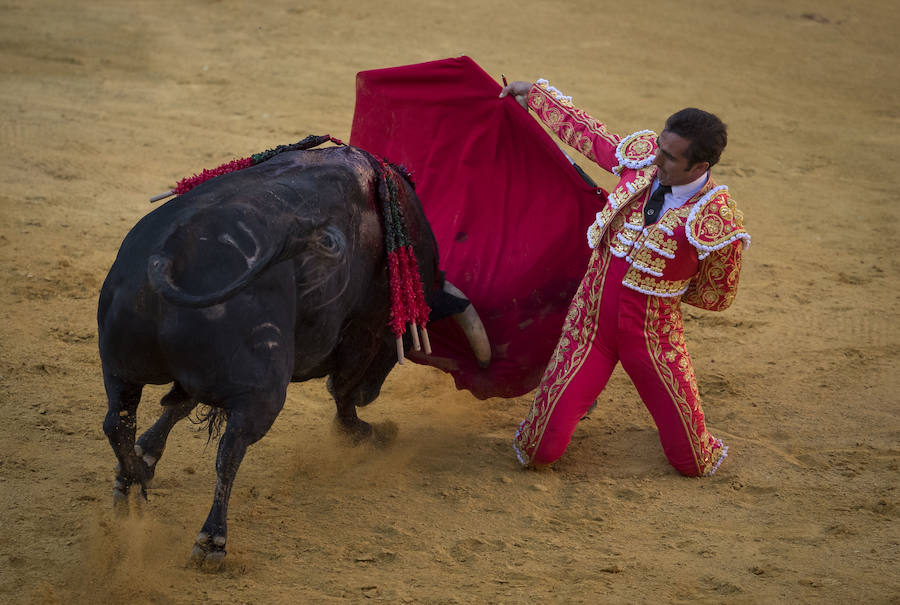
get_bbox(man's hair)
[664,108,727,168]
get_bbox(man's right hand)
[499,80,532,110]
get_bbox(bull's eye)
[318,226,346,256]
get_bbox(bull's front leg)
[328,336,398,446]
[330,388,375,443]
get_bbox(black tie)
[644,184,671,225]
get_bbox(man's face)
[653,130,709,186]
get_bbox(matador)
[500,79,750,476]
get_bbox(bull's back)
[97,146,384,385]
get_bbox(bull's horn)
[443,281,491,368]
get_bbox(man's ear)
[688,161,710,180]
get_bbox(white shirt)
[650,171,709,217]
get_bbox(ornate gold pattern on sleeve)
[527,81,621,171]
[682,241,742,311]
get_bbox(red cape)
[350,56,605,399]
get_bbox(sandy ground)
[1,0,899,603]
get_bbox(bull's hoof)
[333,417,374,445]
[191,533,226,573]
[333,418,398,447]
[133,443,159,481]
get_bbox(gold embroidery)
[643,229,679,257]
[608,186,628,208]
[626,210,644,230]
[631,172,652,191]
[619,228,639,244]
[643,296,723,475]
[529,84,619,156]
[622,270,691,296]
[658,206,687,232]
[597,205,614,227]
[617,130,657,165]
[682,242,742,311]
[515,250,612,462]
[587,222,601,248]
[631,247,667,274]
[610,236,632,257]
[688,190,749,250]
[610,213,626,232]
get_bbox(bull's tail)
[147,213,348,309]
[190,404,228,444]
[147,223,280,308]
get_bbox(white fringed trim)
[609,245,629,258]
[657,224,674,236]
[685,185,752,258]
[513,427,530,466]
[614,129,658,170]
[695,231,752,259]
[586,224,597,249]
[621,280,689,297]
[535,78,573,105]
[642,240,676,259]
[616,232,637,247]
[624,222,642,232]
[704,440,729,476]
[627,258,664,277]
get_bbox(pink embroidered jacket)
[527,80,750,311]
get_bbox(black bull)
[98,145,487,569]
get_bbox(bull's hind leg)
[102,371,151,505]
[191,392,286,572]
[135,382,197,481]
[328,336,398,445]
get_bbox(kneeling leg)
[620,302,727,476]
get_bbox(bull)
[97,141,489,570]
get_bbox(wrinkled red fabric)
[350,56,606,399]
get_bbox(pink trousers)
[514,250,727,476]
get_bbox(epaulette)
[685,186,750,259]
[613,130,657,174]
